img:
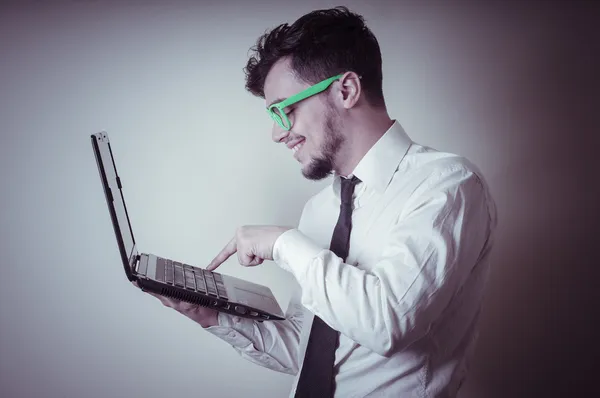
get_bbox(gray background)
[0,1,596,397]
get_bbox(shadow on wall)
[459,4,597,398]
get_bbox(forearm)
[281,246,401,356]
[204,301,304,374]
[274,205,490,356]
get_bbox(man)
[142,6,497,398]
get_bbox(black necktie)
[294,175,361,398]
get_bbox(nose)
[271,123,290,144]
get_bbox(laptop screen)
[92,133,137,274]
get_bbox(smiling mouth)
[291,139,305,155]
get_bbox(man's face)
[264,58,345,180]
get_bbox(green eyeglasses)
[266,74,343,131]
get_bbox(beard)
[301,105,345,181]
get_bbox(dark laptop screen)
[93,133,136,268]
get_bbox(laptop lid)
[91,132,139,281]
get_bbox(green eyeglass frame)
[267,74,343,131]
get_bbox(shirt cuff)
[203,312,256,348]
[272,228,324,279]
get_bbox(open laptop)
[91,131,285,322]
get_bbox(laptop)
[91,131,285,322]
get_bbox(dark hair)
[243,6,385,107]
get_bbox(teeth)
[291,141,304,153]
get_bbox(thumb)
[238,251,264,267]
[249,257,264,266]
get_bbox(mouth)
[290,138,306,158]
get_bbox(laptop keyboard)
[158,257,228,300]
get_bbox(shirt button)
[228,331,236,338]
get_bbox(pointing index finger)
[207,237,237,271]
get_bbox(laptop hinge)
[132,254,141,273]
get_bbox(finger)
[175,301,199,313]
[141,288,178,307]
[239,251,264,267]
[207,237,237,271]
[148,292,172,306]
[248,256,264,266]
[132,281,181,308]
[160,296,180,308]
[238,249,249,266]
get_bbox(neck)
[335,107,394,177]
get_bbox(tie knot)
[340,175,361,205]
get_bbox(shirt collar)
[333,120,413,196]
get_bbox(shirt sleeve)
[272,166,494,357]
[203,286,304,375]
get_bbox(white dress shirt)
[205,120,498,397]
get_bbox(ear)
[337,72,362,109]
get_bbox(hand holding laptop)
[133,280,220,328]
[133,224,291,327]
[207,225,292,270]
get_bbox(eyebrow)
[267,97,286,108]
